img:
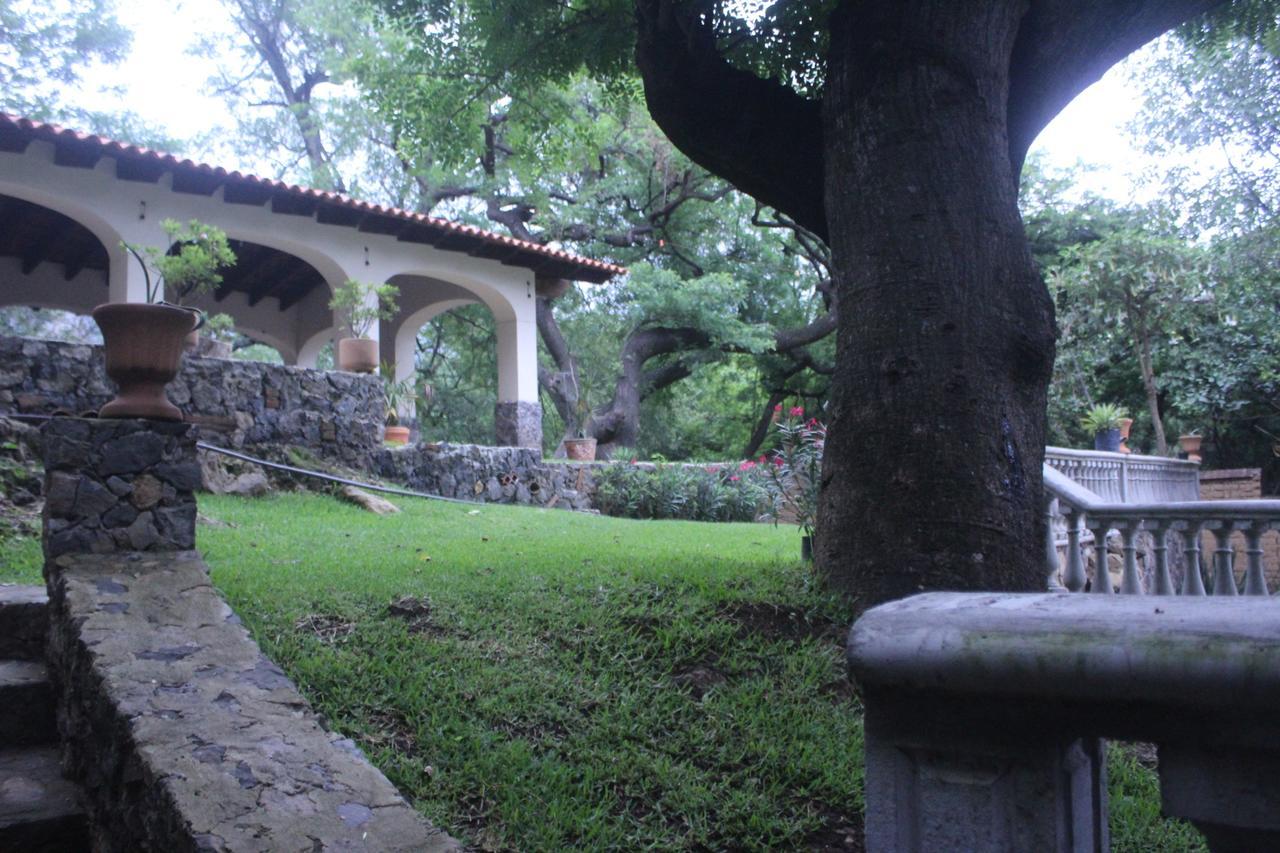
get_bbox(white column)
[494,310,542,448]
[107,220,166,304]
[496,316,538,404]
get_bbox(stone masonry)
[39,416,458,852]
[42,418,199,560]
[375,442,601,511]
[493,400,542,449]
[2,336,383,470]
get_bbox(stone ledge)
[45,549,458,852]
[847,592,1280,711]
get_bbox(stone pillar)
[41,417,199,559]
[495,401,542,448]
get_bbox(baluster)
[1151,521,1174,595]
[1212,521,1239,596]
[1045,496,1065,591]
[1119,522,1143,594]
[1086,517,1113,594]
[1180,521,1207,597]
[1064,509,1087,593]
[1242,522,1269,596]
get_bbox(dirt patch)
[361,708,417,754]
[803,804,865,852]
[720,602,844,646]
[293,612,356,645]
[671,664,728,699]
[454,792,513,852]
[386,595,455,638]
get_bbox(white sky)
[75,0,1175,205]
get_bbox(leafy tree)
[207,0,837,458]
[0,0,184,152]
[1123,1,1280,484]
[0,0,129,118]
[392,0,1226,609]
[1133,1,1280,233]
[1049,213,1211,455]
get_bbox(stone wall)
[1199,467,1263,500]
[40,416,458,852]
[375,443,601,511]
[1,336,383,470]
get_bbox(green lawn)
[0,492,1204,851]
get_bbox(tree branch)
[1007,0,1230,173]
[634,0,827,239]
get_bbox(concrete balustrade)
[848,592,1280,852]
[1043,464,1280,596]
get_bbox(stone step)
[0,585,47,661]
[0,746,89,852]
[0,660,56,746]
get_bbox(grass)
[0,491,1205,851]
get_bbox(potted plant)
[94,219,235,421]
[381,363,413,445]
[1081,403,1128,452]
[328,278,399,373]
[563,430,597,461]
[1179,429,1203,462]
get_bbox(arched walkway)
[0,115,623,447]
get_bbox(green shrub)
[594,462,769,522]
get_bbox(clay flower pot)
[564,437,597,461]
[1117,417,1134,455]
[92,303,198,421]
[384,425,410,445]
[336,337,378,373]
[1179,434,1203,462]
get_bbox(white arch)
[0,184,124,274]
[296,327,336,369]
[227,326,293,364]
[389,298,476,386]
[380,265,523,324]
[208,226,349,302]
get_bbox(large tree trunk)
[816,2,1057,611]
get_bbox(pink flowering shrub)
[760,407,825,539]
[594,460,770,522]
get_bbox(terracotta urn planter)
[1179,434,1203,462]
[1117,417,1134,454]
[92,303,198,421]
[336,337,378,373]
[384,425,410,445]
[564,437,597,461]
